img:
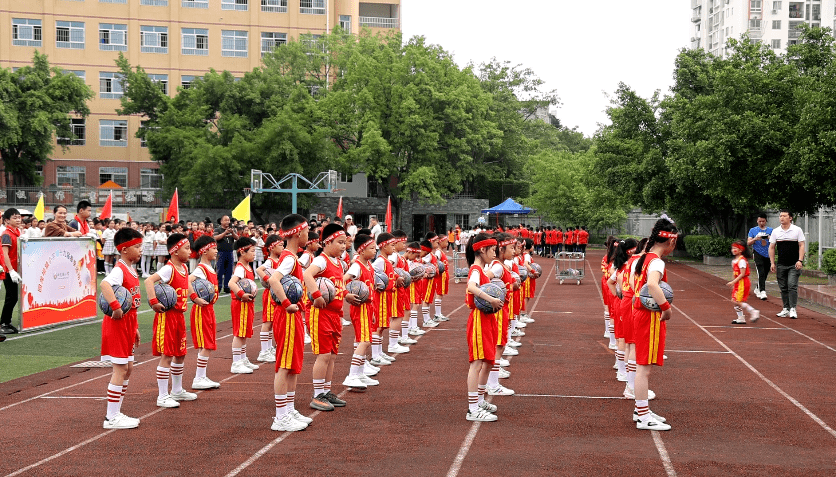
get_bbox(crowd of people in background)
[452,224,589,257]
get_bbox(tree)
[0,52,93,186]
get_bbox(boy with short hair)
[372,233,402,362]
[342,234,379,390]
[405,242,426,338]
[255,235,285,363]
[433,234,450,322]
[389,231,413,352]
[420,238,441,328]
[145,233,198,408]
[100,227,144,429]
[229,237,259,374]
[189,235,221,390]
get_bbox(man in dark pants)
[747,213,773,300]
[214,215,238,293]
[769,210,806,319]
[1,208,23,335]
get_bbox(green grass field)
[0,275,239,383]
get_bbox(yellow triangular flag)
[231,195,250,222]
[34,193,45,221]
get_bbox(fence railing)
[359,16,399,28]
[0,186,167,208]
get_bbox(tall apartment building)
[691,0,835,56]
[0,0,400,190]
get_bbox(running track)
[1,251,835,476]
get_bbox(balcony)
[359,2,398,29]
[359,16,399,28]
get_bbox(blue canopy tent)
[481,198,534,228]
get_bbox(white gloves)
[9,270,21,284]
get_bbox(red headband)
[406,247,421,253]
[499,239,516,247]
[399,237,408,242]
[237,244,253,253]
[473,239,497,251]
[116,237,142,251]
[732,243,746,251]
[198,242,217,256]
[357,240,375,252]
[626,247,637,254]
[280,222,309,239]
[305,238,319,248]
[379,238,397,248]
[168,238,189,255]
[429,236,440,243]
[323,230,346,244]
[268,240,284,251]
[658,231,678,239]
[420,245,432,252]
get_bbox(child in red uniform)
[371,233,401,363]
[298,231,321,344]
[421,236,442,327]
[601,236,617,347]
[100,228,144,429]
[255,235,285,363]
[465,233,503,422]
[229,237,258,374]
[728,240,760,324]
[429,233,450,323]
[145,233,198,408]
[389,230,413,352]
[342,234,379,390]
[405,242,427,337]
[632,218,678,431]
[485,234,516,396]
[622,238,651,400]
[267,214,312,431]
[520,239,537,323]
[607,239,637,384]
[305,224,358,411]
[189,235,221,390]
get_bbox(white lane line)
[674,303,836,440]
[665,268,836,353]
[664,349,731,354]
[587,258,676,477]
[514,394,626,399]
[702,326,793,330]
[0,333,233,413]
[446,262,555,477]
[39,396,107,400]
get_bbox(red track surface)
[2,250,836,476]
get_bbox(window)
[339,15,351,33]
[222,0,248,11]
[100,167,128,187]
[100,0,127,3]
[181,75,195,89]
[338,173,353,183]
[789,20,804,37]
[773,1,782,10]
[56,166,86,187]
[749,19,762,29]
[772,39,782,49]
[99,23,127,51]
[454,214,470,230]
[141,26,168,53]
[750,0,762,11]
[261,32,287,56]
[182,28,208,55]
[772,20,782,29]
[12,19,42,47]
[300,0,325,15]
[63,70,86,81]
[56,21,85,49]
[789,2,803,18]
[149,74,168,95]
[812,4,821,21]
[58,119,86,146]
[140,168,163,189]
[302,34,324,54]
[100,120,128,147]
[262,0,287,12]
[99,72,124,99]
[140,0,168,5]
[222,30,248,57]
[182,0,209,7]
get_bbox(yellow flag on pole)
[231,195,250,222]
[34,193,45,221]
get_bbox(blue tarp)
[481,198,534,215]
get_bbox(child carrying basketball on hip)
[728,240,760,325]
[99,227,144,429]
[389,230,413,352]
[421,236,442,328]
[405,242,427,338]
[229,237,259,374]
[189,235,221,390]
[145,233,199,409]
[255,235,285,363]
[342,234,379,391]
[371,233,402,364]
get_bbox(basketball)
[191,278,215,303]
[425,264,437,278]
[154,283,178,311]
[638,281,675,311]
[260,268,273,286]
[409,263,425,280]
[271,275,304,305]
[237,278,257,299]
[518,268,528,282]
[474,282,506,314]
[395,268,412,288]
[308,276,336,303]
[437,261,446,274]
[531,263,543,278]
[374,271,389,291]
[511,271,521,287]
[346,280,370,303]
[98,285,132,316]
[455,267,468,278]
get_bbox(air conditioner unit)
[772,9,778,14]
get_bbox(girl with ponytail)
[602,236,618,349]
[606,238,637,384]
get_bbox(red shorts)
[423,276,437,303]
[633,306,666,366]
[495,306,510,346]
[231,299,255,338]
[274,310,304,374]
[190,304,217,350]
[350,303,376,342]
[262,289,279,323]
[602,276,610,307]
[440,271,450,296]
[377,290,397,328]
[513,289,521,316]
[467,308,498,364]
[733,278,751,303]
[152,310,188,357]
[620,294,635,344]
[611,298,623,339]
[307,307,341,355]
[101,309,139,364]
[409,280,425,305]
[397,288,409,317]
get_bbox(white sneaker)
[257,350,276,363]
[192,377,220,390]
[613,361,619,370]
[616,372,627,382]
[363,362,380,376]
[789,308,798,319]
[502,346,518,356]
[289,409,313,424]
[359,374,380,386]
[507,340,522,348]
[520,316,535,323]
[759,290,768,300]
[231,360,253,374]
[750,310,760,322]
[498,367,511,379]
[608,342,617,350]
[369,356,391,366]
[271,414,307,432]
[487,384,515,396]
[242,357,260,370]
[342,319,351,326]
[399,336,418,345]
[103,413,140,429]
[515,321,527,328]
[497,358,510,367]
[777,308,790,317]
[169,389,198,401]
[467,408,498,422]
[434,314,449,322]
[422,319,439,328]
[409,327,426,336]
[510,329,525,337]
[636,416,671,431]
[342,375,368,390]
[478,400,498,413]
[388,343,411,354]
[633,409,666,422]
[304,333,312,344]
[623,385,635,399]
[380,352,396,362]
[156,395,180,408]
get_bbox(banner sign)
[19,238,98,330]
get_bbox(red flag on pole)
[127,212,132,223]
[336,196,343,219]
[100,192,113,219]
[166,188,179,223]
[385,196,392,232]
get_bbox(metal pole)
[291,175,298,214]
[818,206,823,269]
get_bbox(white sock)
[313,378,325,397]
[487,363,500,388]
[232,347,242,363]
[106,383,122,419]
[409,310,418,330]
[350,354,364,377]
[434,298,442,317]
[372,335,382,357]
[241,344,248,359]
[468,392,479,413]
[627,360,636,389]
[608,325,616,345]
[120,379,129,406]
[274,394,287,418]
[170,362,184,393]
[156,366,170,398]
[389,329,400,348]
[422,305,430,322]
[260,331,271,352]
[287,391,296,412]
[196,355,208,379]
[104,261,112,274]
[735,306,744,319]
[635,399,650,421]
[616,351,626,375]
[478,384,486,403]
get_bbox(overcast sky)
[401,0,693,137]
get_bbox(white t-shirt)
[233,263,250,279]
[346,262,361,278]
[468,268,483,285]
[155,231,167,244]
[275,256,296,277]
[489,261,504,278]
[143,231,155,244]
[346,224,358,238]
[647,257,665,276]
[373,256,388,273]
[156,263,180,283]
[311,255,335,271]
[388,252,399,266]
[737,259,748,270]
[102,228,116,242]
[371,224,382,238]
[299,252,312,268]
[769,224,806,244]
[190,263,215,280]
[103,260,136,286]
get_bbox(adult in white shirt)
[344,215,358,238]
[370,216,382,239]
[768,210,806,319]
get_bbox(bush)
[822,248,836,276]
[683,235,735,258]
[807,241,819,267]
[684,235,711,258]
